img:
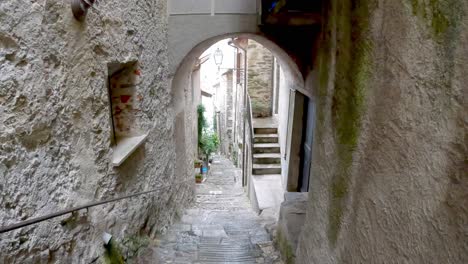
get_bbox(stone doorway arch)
[170,33,308,201]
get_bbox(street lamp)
[213,48,223,69]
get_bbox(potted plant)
[200,132,219,165]
[195,173,203,184]
[194,160,202,168]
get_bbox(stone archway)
[170,33,307,200]
[171,33,304,111]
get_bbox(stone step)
[253,153,281,164]
[253,143,280,154]
[254,127,277,135]
[254,133,279,143]
[253,164,282,175]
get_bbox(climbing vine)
[197,104,207,151]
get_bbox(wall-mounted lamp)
[71,0,99,21]
[213,48,224,69]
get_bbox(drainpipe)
[228,41,239,160]
[229,39,248,187]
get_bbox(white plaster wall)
[169,0,212,14]
[168,15,258,74]
[215,0,257,14]
[169,0,256,15]
[278,68,292,188]
[296,0,468,263]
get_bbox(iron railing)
[246,95,255,151]
[0,179,193,234]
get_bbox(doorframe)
[298,96,315,192]
[286,91,306,192]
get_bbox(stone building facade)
[247,40,274,118]
[0,0,193,262]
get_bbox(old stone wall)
[217,71,235,159]
[247,40,274,117]
[296,0,467,263]
[0,0,193,262]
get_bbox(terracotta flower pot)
[195,175,203,183]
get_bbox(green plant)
[195,173,203,183]
[200,132,219,161]
[213,113,217,131]
[103,240,125,264]
[197,104,207,150]
[194,159,202,167]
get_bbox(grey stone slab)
[148,156,282,263]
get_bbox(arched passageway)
[171,33,304,112]
[170,33,314,217]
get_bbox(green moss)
[122,234,150,260]
[409,0,463,102]
[327,0,373,246]
[275,229,295,264]
[410,0,464,38]
[103,240,125,264]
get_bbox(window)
[107,61,148,167]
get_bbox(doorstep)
[251,174,284,212]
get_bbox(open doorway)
[298,97,315,192]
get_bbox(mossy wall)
[275,229,295,264]
[327,0,373,245]
[296,0,467,263]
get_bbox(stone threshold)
[251,174,284,212]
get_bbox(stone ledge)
[111,134,148,167]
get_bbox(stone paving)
[146,156,283,264]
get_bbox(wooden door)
[299,98,315,192]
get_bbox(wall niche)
[107,61,148,167]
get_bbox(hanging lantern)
[213,48,224,68]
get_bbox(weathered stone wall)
[217,71,235,159]
[0,0,193,262]
[247,40,274,117]
[296,0,467,263]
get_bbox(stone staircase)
[253,128,281,175]
[251,126,283,212]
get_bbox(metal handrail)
[0,179,193,234]
[246,95,256,163]
[246,95,255,148]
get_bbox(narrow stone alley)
[142,156,282,263]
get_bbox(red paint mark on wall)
[120,95,131,103]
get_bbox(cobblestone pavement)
[147,156,283,263]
